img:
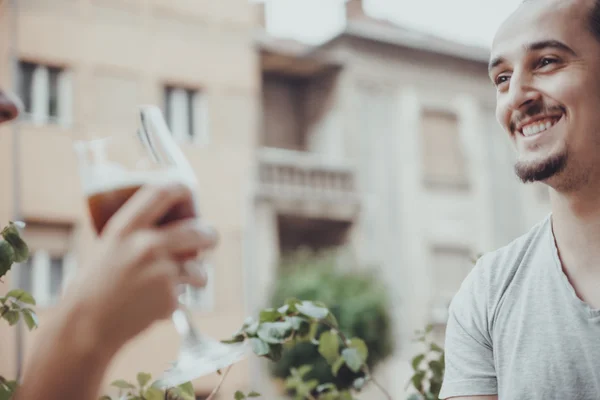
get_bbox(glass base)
[153,340,247,389]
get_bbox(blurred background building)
[0,0,550,398]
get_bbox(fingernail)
[194,221,218,241]
[183,260,207,280]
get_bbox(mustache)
[510,104,566,132]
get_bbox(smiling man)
[440,0,600,399]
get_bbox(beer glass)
[73,105,246,388]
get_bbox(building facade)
[248,0,551,396]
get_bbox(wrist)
[58,290,122,364]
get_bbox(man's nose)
[0,89,22,124]
[506,74,541,112]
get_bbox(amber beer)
[86,170,197,235]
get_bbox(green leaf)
[259,308,282,323]
[136,372,152,389]
[277,304,289,314]
[346,338,368,364]
[430,342,444,353]
[247,391,261,398]
[1,222,29,263]
[411,371,426,392]
[353,377,366,390]
[318,330,340,365]
[296,301,329,320]
[111,379,136,390]
[234,390,246,400]
[284,298,302,312]
[429,359,444,378]
[296,365,312,378]
[249,337,269,357]
[256,320,292,344]
[324,312,339,329]
[429,380,442,397]
[21,308,38,330]
[0,240,15,280]
[265,343,283,362]
[3,310,19,326]
[332,356,345,376]
[316,383,337,393]
[178,381,194,396]
[143,388,164,400]
[6,289,36,305]
[287,316,307,330]
[98,396,112,400]
[341,348,363,372]
[411,354,425,370]
[338,391,354,400]
[221,333,245,344]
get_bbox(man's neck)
[551,185,600,271]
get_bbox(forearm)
[15,297,118,400]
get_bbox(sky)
[260,0,524,48]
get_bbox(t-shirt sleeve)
[439,264,498,399]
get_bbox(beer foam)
[82,163,196,196]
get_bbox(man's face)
[490,0,600,190]
[0,89,20,125]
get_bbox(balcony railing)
[257,147,359,205]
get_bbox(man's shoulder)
[457,214,552,305]
[477,213,551,278]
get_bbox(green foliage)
[405,326,445,400]
[221,298,389,399]
[0,221,35,400]
[98,372,196,400]
[267,249,394,392]
[0,221,29,282]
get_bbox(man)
[440,0,600,399]
[0,89,217,399]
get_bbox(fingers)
[178,260,209,288]
[158,219,218,258]
[138,256,180,318]
[104,182,196,236]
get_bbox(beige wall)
[0,0,259,397]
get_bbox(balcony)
[257,147,360,220]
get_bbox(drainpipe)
[9,0,24,381]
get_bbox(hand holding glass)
[73,106,246,388]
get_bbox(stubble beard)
[514,150,568,184]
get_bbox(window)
[180,263,214,311]
[421,109,468,189]
[14,222,76,307]
[17,61,72,126]
[17,251,76,307]
[164,85,209,144]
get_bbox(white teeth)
[520,118,558,137]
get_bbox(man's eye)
[495,75,509,86]
[539,57,558,67]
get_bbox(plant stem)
[206,365,233,400]
[320,319,394,400]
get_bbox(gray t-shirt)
[440,214,600,400]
